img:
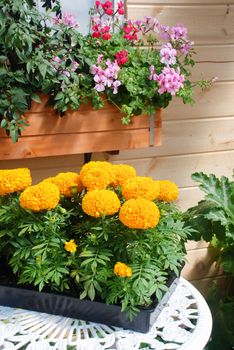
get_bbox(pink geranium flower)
[155,66,185,95]
[160,43,177,65]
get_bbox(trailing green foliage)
[0,0,200,142]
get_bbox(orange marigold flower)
[111,164,137,187]
[155,180,179,202]
[44,172,83,197]
[64,239,77,253]
[20,182,60,212]
[0,168,32,196]
[114,262,132,277]
[82,189,120,218]
[119,198,160,229]
[122,176,160,201]
[80,167,111,191]
[80,161,116,189]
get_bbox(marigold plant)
[0,161,192,320]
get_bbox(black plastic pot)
[0,273,180,333]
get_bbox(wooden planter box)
[0,96,162,160]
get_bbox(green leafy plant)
[184,171,234,350]
[0,162,192,319]
[0,0,211,142]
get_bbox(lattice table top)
[0,278,212,350]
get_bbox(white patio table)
[0,277,212,350]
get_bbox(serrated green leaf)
[192,172,234,221]
[205,209,228,226]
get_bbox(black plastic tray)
[0,273,179,333]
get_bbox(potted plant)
[0,161,192,332]
[0,0,202,159]
[184,171,234,349]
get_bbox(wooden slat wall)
[1,0,234,295]
[127,0,234,294]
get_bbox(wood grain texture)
[185,240,210,251]
[111,150,234,187]
[1,98,162,136]
[104,116,234,160]
[0,102,162,160]
[192,45,234,81]
[191,62,234,81]
[0,127,162,160]
[127,5,234,44]
[163,83,234,120]
[176,187,204,210]
[195,44,234,62]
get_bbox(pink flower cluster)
[149,65,185,95]
[52,13,80,28]
[160,23,193,54]
[133,16,159,35]
[160,43,177,65]
[171,24,188,41]
[91,59,121,94]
